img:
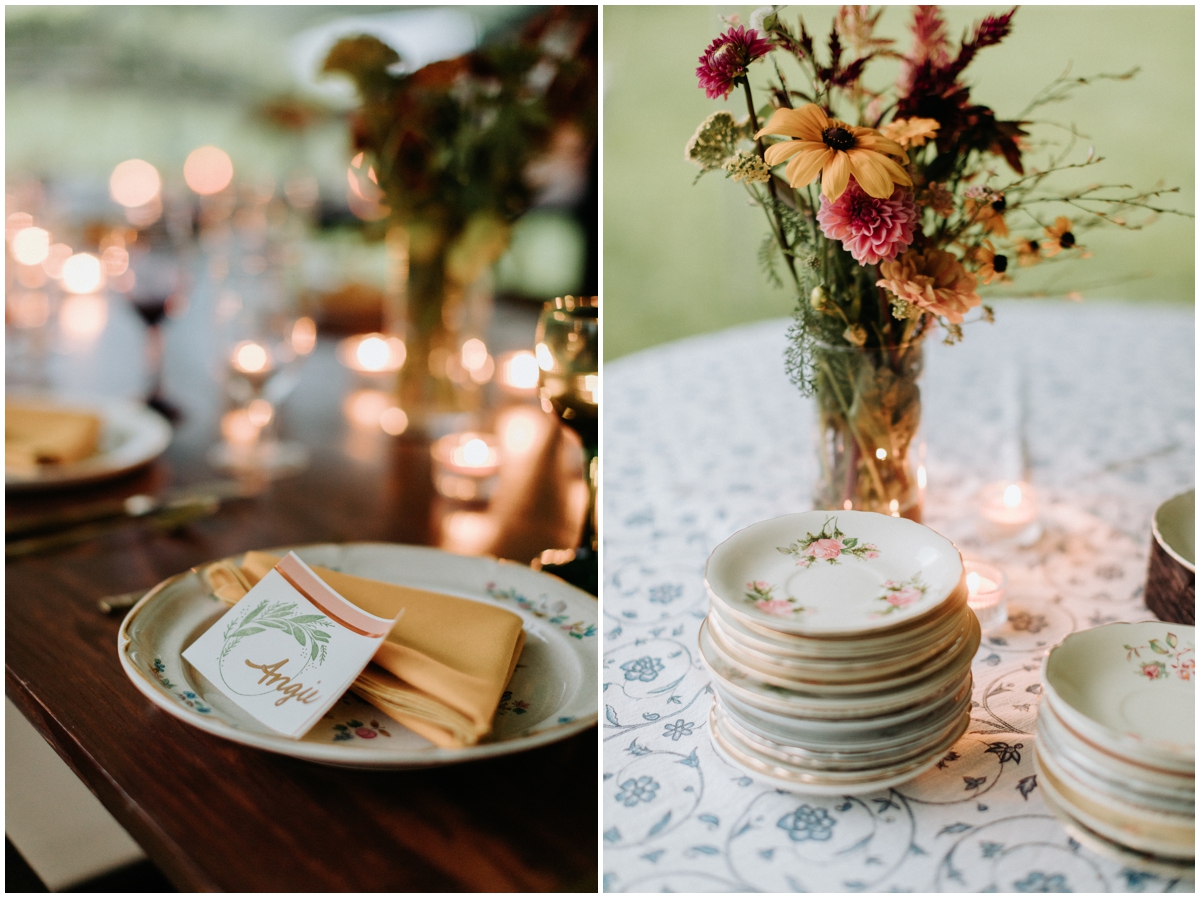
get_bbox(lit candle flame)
[967,571,981,596]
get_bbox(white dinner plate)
[6,394,173,490]
[705,510,964,635]
[118,542,598,768]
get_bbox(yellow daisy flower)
[880,117,940,149]
[756,104,911,202]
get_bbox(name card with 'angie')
[182,552,400,739]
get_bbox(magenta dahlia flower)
[696,26,773,100]
[817,178,920,265]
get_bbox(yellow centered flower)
[756,104,911,202]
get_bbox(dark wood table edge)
[7,666,214,892]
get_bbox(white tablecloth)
[601,301,1194,892]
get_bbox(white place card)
[182,551,401,739]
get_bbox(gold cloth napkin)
[6,401,101,469]
[203,551,526,748]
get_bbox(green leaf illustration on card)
[220,599,334,666]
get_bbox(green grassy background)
[603,5,1194,361]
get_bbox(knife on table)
[5,479,261,539]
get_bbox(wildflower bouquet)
[325,7,596,426]
[687,5,1186,519]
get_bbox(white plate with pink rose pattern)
[705,511,964,636]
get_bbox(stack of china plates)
[1036,622,1195,875]
[700,510,980,794]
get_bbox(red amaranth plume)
[947,8,1017,80]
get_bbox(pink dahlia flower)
[817,178,919,265]
[696,27,773,99]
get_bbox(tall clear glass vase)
[811,340,924,522]
[386,225,493,437]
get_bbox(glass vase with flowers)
[325,8,597,434]
[687,6,1189,519]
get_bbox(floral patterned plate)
[1041,622,1195,768]
[1035,745,1193,859]
[1034,740,1193,841]
[709,700,969,796]
[1036,696,1193,807]
[708,588,968,663]
[698,613,979,720]
[717,674,973,750]
[1038,771,1196,879]
[118,542,597,768]
[706,605,976,695]
[705,511,963,636]
[716,690,972,768]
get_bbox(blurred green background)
[604,5,1194,361]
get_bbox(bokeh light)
[6,291,50,329]
[501,350,540,390]
[380,406,408,436]
[109,159,162,208]
[59,293,108,341]
[184,145,234,195]
[232,340,270,374]
[343,389,391,429]
[43,243,73,279]
[291,316,317,356]
[60,253,105,294]
[11,227,50,265]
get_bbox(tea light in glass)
[965,559,1008,631]
[431,432,501,502]
[977,480,1041,544]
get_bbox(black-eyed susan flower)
[1043,216,1079,256]
[974,240,1010,284]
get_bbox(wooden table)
[6,304,597,891]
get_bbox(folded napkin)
[203,551,526,748]
[6,401,101,469]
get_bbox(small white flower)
[749,6,774,34]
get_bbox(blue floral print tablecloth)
[601,301,1194,893]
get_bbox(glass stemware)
[534,294,598,593]
[206,202,312,478]
[126,223,186,421]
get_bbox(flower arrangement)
[687,5,1188,518]
[325,8,596,424]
